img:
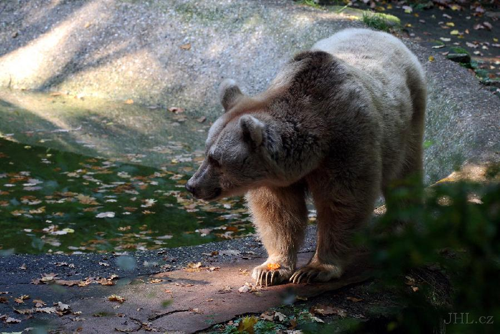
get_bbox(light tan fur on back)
[187,28,426,285]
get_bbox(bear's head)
[186,80,281,201]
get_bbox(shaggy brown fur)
[186,28,426,285]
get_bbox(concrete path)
[0,228,371,333]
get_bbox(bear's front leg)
[247,182,308,286]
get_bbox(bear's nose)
[185,181,195,195]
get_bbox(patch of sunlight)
[0,89,207,169]
[0,1,108,88]
[291,13,313,28]
[60,48,167,102]
[327,6,400,27]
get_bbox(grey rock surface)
[0,0,362,114]
[0,0,498,183]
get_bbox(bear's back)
[312,28,424,94]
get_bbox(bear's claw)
[290,263,343,284]
[252,264,293,287]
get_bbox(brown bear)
[186,28,426,285]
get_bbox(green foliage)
[356,168,500,333]
[297,0,324,9]
[362,13,391,32]
[450,47,470,55]
[254,319,287,332]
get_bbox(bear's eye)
[208,156,221,168]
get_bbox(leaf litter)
[0,137,253,254]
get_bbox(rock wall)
[0,0,498,182]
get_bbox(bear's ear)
[219,79,244,112]
[239,115,264,147]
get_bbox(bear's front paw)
[252,263,294,287]
[290,263,343,284]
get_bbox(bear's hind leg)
[291,172,379,284]
[383,86,425,219]
[247,182,308,286]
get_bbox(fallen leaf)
[311,315,325,323]
[77,194,99,205]
[260,312,274,321]
[274,311,287,322]
[218,286,232,294]
[108,295,126,303]
[312,305,347,318]
[346,296,363,302]
[14,308,34,315]
[2,316,21,323]
[41,273,59,283]
[33,299,46,308]
[266,263,281,270]
[149,278,163,284]
[483,22,492,31]
[219,249,240,256]
[402,5,412,13]
[55,280,81,287]
[238,284,251,293]
[18,295,29,301]
[96,212,115,218]
[54,302,71,316]
[168,107,184,114]
[238,316,258,333]
[180,43,191,50]
[38,307,57,314]
[186,262,203,269]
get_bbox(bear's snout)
[185,181,195,195]
[185,179,222,201]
